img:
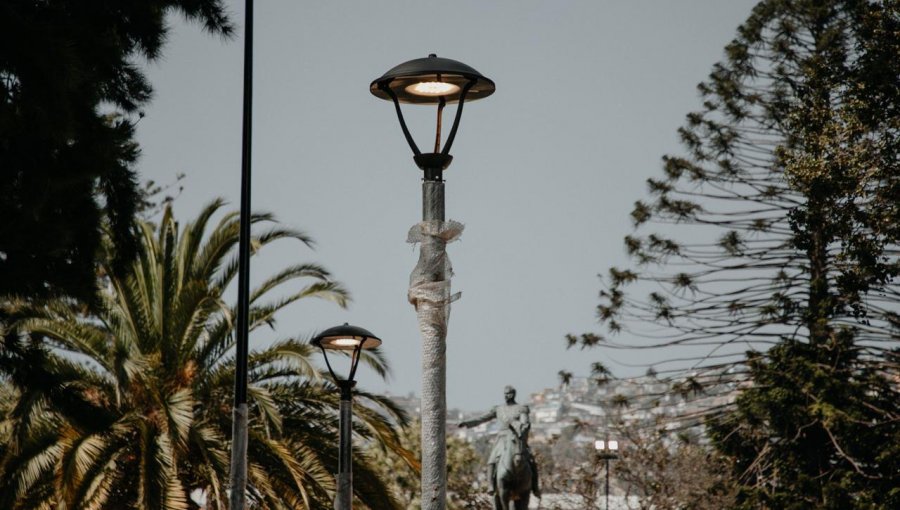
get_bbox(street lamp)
[594,440,619,510]
[312,323,383,510]
[370,55,494,510]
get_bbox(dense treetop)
[0,0,232,301]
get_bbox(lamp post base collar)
[414,153,453,180]
[337,379,356,400]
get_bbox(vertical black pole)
[229,0,253,509]
[605,458,610,510]
[335,382,354,510]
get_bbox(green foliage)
[572,0,900,507]
[0,0,232,301]
[708,336,900,509]
[366,418,491,509]
[533,438,602,509]
[0,201,408,509]
[613,420,737,510]
[533,418,734,509]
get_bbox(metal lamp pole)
[229,0,254,508]
[594,440,619,510]
[313,324,384,510]
[370,55,494,510]
[335,379,354,510]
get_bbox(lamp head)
[312,323,382,391]
[311,323,382,352]
[370,54,495,105]
[595,439,620,451]
[371,54,494,177]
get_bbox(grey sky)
[136,0,759,411]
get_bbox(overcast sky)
[136,0,759,411]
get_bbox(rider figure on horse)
[459,386,541,498]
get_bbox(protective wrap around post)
[228,404,248,510]
[408,179,462,510]
[407,220,463,307]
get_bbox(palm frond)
[0,202,405,509]
[248,340,322,382]
[247,384,283,436]
[248,263,336,303]
[164,387,195,447]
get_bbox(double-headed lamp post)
[370,55,494,509]
[594,439,619,510]
[312,323,383,510]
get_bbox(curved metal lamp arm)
[347,342,364,383]
[379,78,477,159]
[318,344,341,383]
[441,78,476,156]
[381,82,422,156]
[317,342,365,399]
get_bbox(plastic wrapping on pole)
[408,180,462,510]
[228,404,248,510]
[335,396,353,510]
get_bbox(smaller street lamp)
[594,439,619,510]
[312,324,383,510]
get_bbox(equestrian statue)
[459,386,540,510]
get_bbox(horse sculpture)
[493,420,532,510]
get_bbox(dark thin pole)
[605,458,610,510]
[229,0,253,509]
[336,381,354,510]
[433,97,445,153]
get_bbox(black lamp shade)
[370,54,495,105]
[312,323,382,351]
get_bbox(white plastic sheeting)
[408,218,463,509]
[407,219,463,310]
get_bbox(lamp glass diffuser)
[406,81,461,97]
[608,440,619,451]
[330,338,364,347]
[312,323,382,352]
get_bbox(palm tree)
[0,200,411,509]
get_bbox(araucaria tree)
[0,201,409,509]
[578,0,900,507]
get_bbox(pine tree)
[0,0,232,301]
[573,1,900,506]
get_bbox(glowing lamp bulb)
[406,81,460,97]
[329,338,361,347]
